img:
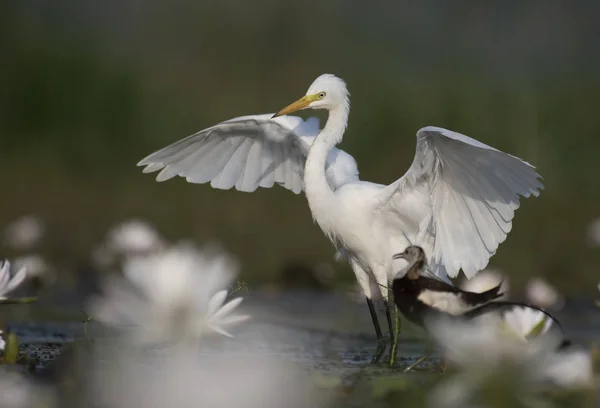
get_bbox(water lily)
[12,254,53,283]
[0,367,52,408]
[88,347,324,408]
[0,261,27,300]
[89,242,249,345]
[428,316,594,408]
[0,330,5,351]
[459,268,508,298]
[2,215,44,251]
[106,219,164,255]
[501,305,554,340]
[525,277,563,310]
[587,217,600,247]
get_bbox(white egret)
[138,73,543,363]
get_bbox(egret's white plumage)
[138,73,543,305]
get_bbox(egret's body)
[138,74,543,362]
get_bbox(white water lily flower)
[89,242,249,344]
[460,268,508,298]
[525,277,563,310]
[543,348,594,388]
[106,219,164,255]
[0,330,5,351]
[88,347,325,408]
[0,261,27,299]
[12,254,52,280]
[0,367,52,408]
[428,317,594,407]
[3,215,44,251]
[502,306,553,340]
[587,217,600,246]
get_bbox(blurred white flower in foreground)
[93,219,165,269]
[89,242,249,344]
[501,306,554,340]
[0,330,5,351]
[12,254,54,286]
[88,348,326,408]
[0,261,27,299]
[428,317,593,408]
[0,367,54,408]
[2,215,44,251]
[459,268,508,298]
[586,217,600,246]
[106,219,164,254]
[525,277,564,310]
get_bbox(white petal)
[218,314,250,326]
[0,261,10,291]
[544,349,594,388]
[502,306,552,339]
[207,290,228,317]
[3,266,27,296]
[211,296,244,321]
[207,323,234,338]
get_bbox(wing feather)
[378,126,543,280]
[259,141,276,188]
[235,140,263,192]
[138,114,359,194]
[212,138,254,190]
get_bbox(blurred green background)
[1,0,599,295]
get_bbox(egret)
[138,73,544,363]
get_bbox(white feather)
[417,290,471,315]
[376,126,543,281]
[138,114,359,194]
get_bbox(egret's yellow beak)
[271,94,319,118]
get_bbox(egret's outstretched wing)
[378,126,543,280]
[138,114,359,193]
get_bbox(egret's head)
[272,74,349,118]
[393,246,427,265]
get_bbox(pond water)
[6,290,600,382]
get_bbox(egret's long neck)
[304,105,349,221]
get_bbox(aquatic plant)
[525,277,564,310]
[88,242,249,345]
[2,215,44,252]
[0,261,27,300]
[428,317,593,408]
[459,268,509,299]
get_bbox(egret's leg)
[383,298,399,366]
[389,303,402,366]
[366,297,386,364]
[383,299,395,342]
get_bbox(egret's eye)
[318,92,326,99]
